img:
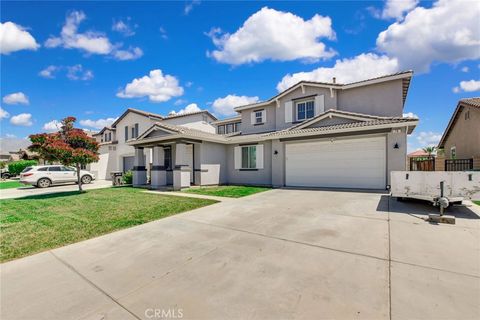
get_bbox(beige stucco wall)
[443,106,480,159]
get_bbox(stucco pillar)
[173,143,190,190]
[271,139,284,187]
[133,147,147,186]
[151,146,166,188]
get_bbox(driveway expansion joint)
[49,251,142,320]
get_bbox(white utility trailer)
[390,171,480,216]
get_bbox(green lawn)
[0,181,24,190]
[474,201,480,206]
[0,187,217,262]
[183,185,270,198]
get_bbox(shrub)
[122,170,133,184]
[8,160,38,176]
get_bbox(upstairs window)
[125,126,129,141]
[255,110,263,124]
[296,100,314,121]
[218,125,225,134]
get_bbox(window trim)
[295,99,315,121]
[240,145,257,169]
[254,109,264,125]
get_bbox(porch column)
[173,143,190,190]
[132,147,147,186]
[151,146,166,188]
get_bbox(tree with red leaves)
[29,117,99,191]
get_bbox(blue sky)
[1,0,479,152]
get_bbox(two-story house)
[89,108,217,180]
[128,71,418,190]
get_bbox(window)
[134,123,139,138]
[62,166,75,171]
[108,132,112,141]
[37,167,48,172]
[202,114,208,122]
[131,127,135,139]
[226,123,234,134]
[255,110,263,124]
[451,146,456,159]
[104,133,108,142]
[218,125,225,134]
[48,166,62,172]
[241,146,257,169]
[465,110,470,120]
[125,126,129,141]
[296,100,315,121]
[164,148,172,169]
[234,122,240,132]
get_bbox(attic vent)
[332,77,336,84]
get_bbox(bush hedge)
[8,160,38,175]
[122,170,133,184]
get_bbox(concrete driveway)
[0,179,112,199]
[1,189,479,319]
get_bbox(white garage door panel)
[286,137,386,189]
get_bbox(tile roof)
[235,70,413,111]
[163,110,217,121]
[460,97,480,108]
[266,118,418,138]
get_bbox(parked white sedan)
[20,165,96,188]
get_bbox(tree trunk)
[76,163,83,192]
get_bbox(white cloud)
[169,103,201,115]
[403,112,419,118]
[381,0,419,20]
[461,66,469,73]
[112,47,143,61]
[66,64,94,80]
[415,131,442,147]
[42,120,61,132]
[0,21,40,54]
[453,79,480,93]
[10,113,33,126]
[3,92,30,105]
[277,53,399,91]
[207,7,336,65]
[112,18,136,36]
[376,0,480,72]
[117,69,184,102]
[184,0,201,15]
[174,99,188,106]
[159,27,168,40]
[45,11,113,54]
[0,137,31,152]
[0,107,10,119]
[212,94,259,116]
[39,65,59,78]
[5,133,16,138]
[45,11,142,61]
[79,117,117,129]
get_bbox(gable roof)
[438,97,480,148]
[162,110,217,121]
[137,122,227,143]
[212,115,242,125]
[110,108,163,128]
[234,70,413,111]
[288,109,410,130]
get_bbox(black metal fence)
[445,158,473,171]
[410,156,435,171]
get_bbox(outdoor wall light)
[394,143,400,149]
[274,150,278,155]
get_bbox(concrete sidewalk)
[0,179,112,200]
[1,189,479,319]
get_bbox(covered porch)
[128,123,228,190]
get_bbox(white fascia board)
[342,72,413,89]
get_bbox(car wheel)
[1,173,10,179]
[37,178,51,188]
[81,175,92,184]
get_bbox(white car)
[20,165,96,188]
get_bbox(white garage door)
[286,136,386,189]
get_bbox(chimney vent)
[332,77,336,84]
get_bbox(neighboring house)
[0,153,11,162]
[438,98,480,169]
[129,71,418,190]
[89,108,217,180]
